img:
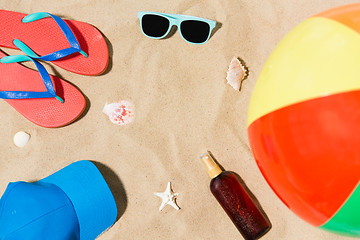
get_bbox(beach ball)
[247,3,360,237]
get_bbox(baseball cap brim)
[39,160,117,240]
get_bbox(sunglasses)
[138,12,216,44]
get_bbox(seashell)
[103,100,135,126]
[226,56,248,91]
[13,131,30,148]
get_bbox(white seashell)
[226,56,247,91]
[13,131,30,148]
[103,100,135,126]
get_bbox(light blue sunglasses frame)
[137,12,217,44]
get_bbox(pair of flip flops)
[0,10,108,127]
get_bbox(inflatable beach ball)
[247,3,360,237]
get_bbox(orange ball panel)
[315,3,360,33]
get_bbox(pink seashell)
[226,57,248,91]
[103,100,135,126]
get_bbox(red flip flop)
[0,50,86,127]
[0,10,108,76]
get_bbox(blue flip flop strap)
[6,12,87,62]
[0,56,63,102]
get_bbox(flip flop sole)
[0,50,86,128]
[0,10,108,76]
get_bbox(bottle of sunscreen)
[200,151,271,240]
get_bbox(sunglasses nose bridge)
[167,18,178,28]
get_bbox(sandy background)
[0,0,359,239]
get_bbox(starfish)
[154,182,180,211]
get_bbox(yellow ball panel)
[248,17,360,126]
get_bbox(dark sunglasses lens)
[180,20,210,43]
[141,14,170,38]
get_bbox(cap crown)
[0,181,80,240]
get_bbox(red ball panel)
[248,90,360,226]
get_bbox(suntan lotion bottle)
[200,151,271,240]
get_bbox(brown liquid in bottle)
[201,152,271,240]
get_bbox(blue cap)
[0,160,118,240]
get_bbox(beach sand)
[0,0,358,239]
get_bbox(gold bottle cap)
[200,151,223,179]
